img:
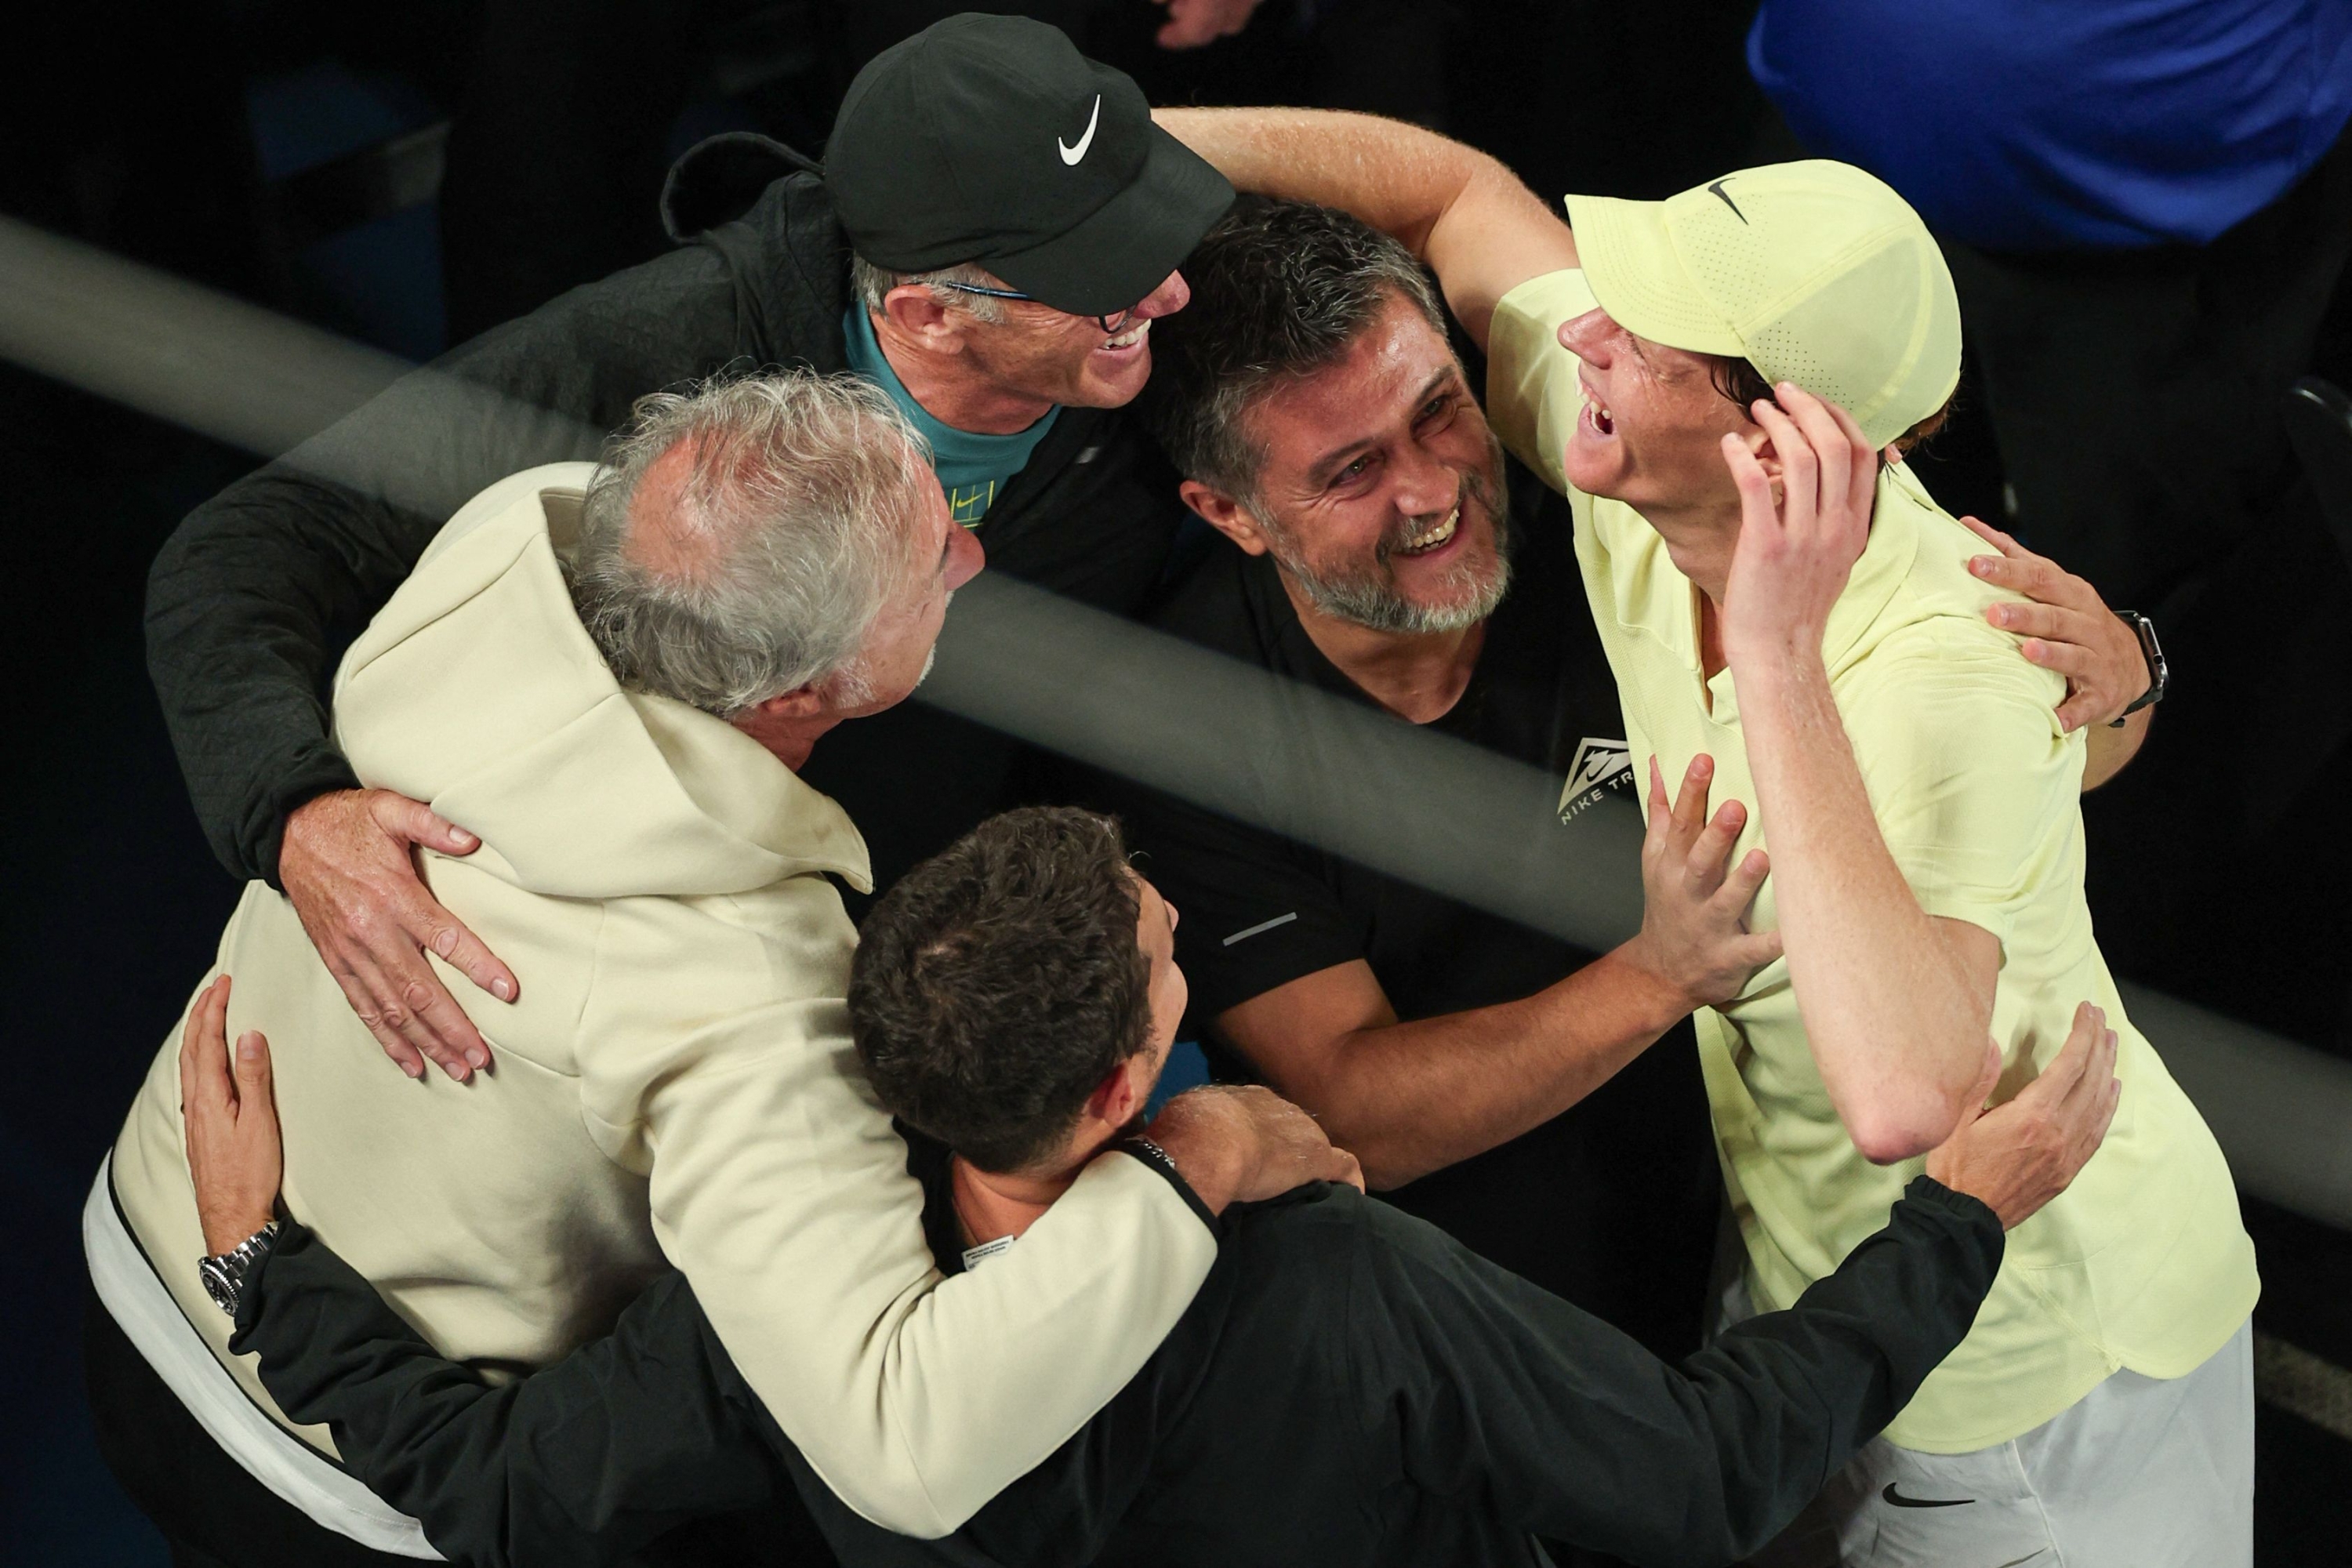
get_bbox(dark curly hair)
[848,808,1154,1175]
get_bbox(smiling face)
[955,269,1192,411]
[1556,307,1755,514]
[1198,292,1511,634]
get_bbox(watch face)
[201,1256,238,1316]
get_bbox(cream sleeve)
[578,884,1218,1537]
[1484,268,1602,499]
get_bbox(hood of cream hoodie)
[335,461,872,900]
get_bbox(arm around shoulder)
[1152,107,1575,350]
[608,972,1218,1536]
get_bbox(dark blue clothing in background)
[1749,0,2352,251]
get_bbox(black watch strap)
[2110,611,2167,727]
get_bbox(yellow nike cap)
[1565,161,1962,449]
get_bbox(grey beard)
[1263,463,1513,636]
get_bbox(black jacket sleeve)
[1349,1176,2003,1568]
[147,241,746,883]
[234,1224,785,1568]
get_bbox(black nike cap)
[826,13,1235,318]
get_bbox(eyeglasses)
[934,281,1140,337]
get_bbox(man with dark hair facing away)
[177,807,2120,1568]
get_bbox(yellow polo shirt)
[1487,268,2258,1450]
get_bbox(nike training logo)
[1058,96,1102,165]
[1882,1483,1974,1508]
[1707,179,1748,224]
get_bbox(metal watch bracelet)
[198,1218,283,1320]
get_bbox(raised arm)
[1153,108,1577,350]
[151,240,743,1078]
[1719,389,2006,1160]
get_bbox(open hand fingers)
[1968,543,2078,609]
[334,938,485,1083]
[373,790,483,860]
[1769,383,1857,532]
[2016,636,2096,692]
[233,1029,279,1138]
[322,953,427,1080]
[1747,397,1817,532]
[1684,798,1748,896]
[1715,846,1772,921]
[179,975,236,1116]
[406,897,517,1011]
[1987,599,2103,646]
[1720,433,1781,533]
[2028,1002,2105,1106]
[1666,754,1715,853]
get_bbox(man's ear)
[1178,480,1272,557]
[1087,1052,1155,1131]
[746,684,828,722]
[1737,423,1782,480]
[878,286,966,354]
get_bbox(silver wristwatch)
[199,1218,282,1320]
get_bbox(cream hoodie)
[111,463,1219,1535]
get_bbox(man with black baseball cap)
[144,13,1234,1087]
[830,12,1232,325]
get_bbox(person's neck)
[1637,494,1740,680]
[1279,572,1486,725]
[726,708,841,773]
[871,310,1054,436]
[949,1149,1091,1248]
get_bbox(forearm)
[1736,659,1987,1158]
[2082,704,2150,790]
[1290,948,1688,1189]
[1153,107,1568,343]
[1635,1178,2002,1560]
[236,1226,775,1568]
[147,472,424,881]
[1366,1178,2000,1566]
[1156,107,1485,254]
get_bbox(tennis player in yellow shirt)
[1160,112,2262,1566]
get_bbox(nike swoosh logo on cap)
[1059,95,1101,166]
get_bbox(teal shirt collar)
[844,305,1059,526]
